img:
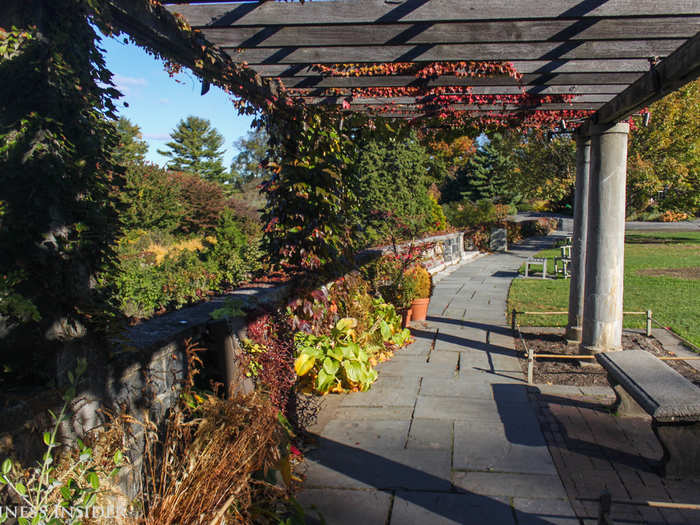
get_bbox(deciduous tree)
[229,127,270,187]
[627,80,700,215]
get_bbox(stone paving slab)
[322,419,410,450]
[390,491,515,525]
[339,377,420,407]
[512,498,580,525]
[453,472,567,499]
[298,489,392,525]
[453,418,555,474]
[419,377,514,401]
[333,406,414,420]
[376,357,458,378]
[414,395,534,421]
[305,447,452,491]
[407,418,454,450]
[303,237,581,524]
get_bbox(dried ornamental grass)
[140,392,291,525]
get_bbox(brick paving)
[531,388,700,524]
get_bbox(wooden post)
[646,310,652,337]
[527,346,534,385]
[511,309,517,333]
[598,491,614,525]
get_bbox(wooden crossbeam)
[287,85,627,96]
[200,18,700,48]
[323,102,604,111]
[300,94,614,105]
[253,61,653,77]
[276,73,644,88]
[591,31,700,125]
[167,1,700,27]
[224,40,683,65]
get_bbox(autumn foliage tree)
[627,79,700,215]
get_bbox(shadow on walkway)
[306,435,566,525]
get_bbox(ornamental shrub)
[119,163,184,233]
[406,265,431,299]
[206,209,263,287]
[110,237,218,319]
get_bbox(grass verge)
[508,231,700,347]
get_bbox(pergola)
[130,0,700,353]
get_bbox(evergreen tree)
[114,116,148,166]
[454,132,520,204]
[348,131,438,244]
[158,116,227,182]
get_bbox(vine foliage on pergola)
[3,0,699,277]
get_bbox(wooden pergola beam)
[253,60,653,77]
[288,85,627,96]
[199,18,700,48]
[591,31,700,125]
[166,1,700,26]
[225,40,683,65]
[276,73,643,88]
[301,94,615,105]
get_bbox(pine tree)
[158,116,227,182]
[114,117,148,166]
[458,132,519,204]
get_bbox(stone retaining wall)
[0,232,472,500]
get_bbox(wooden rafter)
[167,1,700,26]
[154,0,700,123]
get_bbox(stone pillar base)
[580,343,622,355]
[565,325,582,344]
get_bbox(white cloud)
[143,133,169,141]
[113,74,147,96]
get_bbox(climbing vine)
[0,0,123,356]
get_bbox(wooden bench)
[596,350,700,478]
[524,257,547,278]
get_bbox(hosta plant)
[294,318,378,394]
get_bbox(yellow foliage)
[407,265,432,299]
[145,238,206,264]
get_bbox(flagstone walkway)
[300,236,578,525]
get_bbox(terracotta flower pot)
[401,308,412,328]
[410,297,430,321]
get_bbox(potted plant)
[378,269,416,328]
[406,265,431,321]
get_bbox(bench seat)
[597,350,700,478]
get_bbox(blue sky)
[99,33,255,167]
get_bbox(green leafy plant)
[371,299,412,348]
[294,317,378,394]
[293,299,411,395]
[0,358,124,525]
[209,297,246,321]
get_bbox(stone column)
[565,133,591,343]
[581,122,629,354]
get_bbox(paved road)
[300,236,578,524]
[510,212,700,232]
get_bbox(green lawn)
[508,231,700,347]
